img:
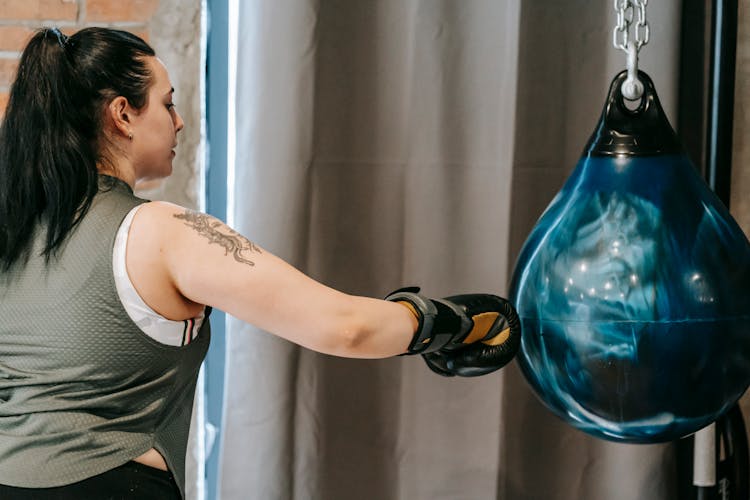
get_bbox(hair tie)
[50,27,69,50]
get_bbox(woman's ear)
[107,96,132,140]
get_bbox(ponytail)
[0,27,154,271]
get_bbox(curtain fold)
[221,1,683,499]
[219,1,319,499]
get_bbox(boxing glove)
[385,287,521,377]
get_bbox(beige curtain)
[218,1,684,499]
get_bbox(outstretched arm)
[127,201,520,372]
[130,201,417,358]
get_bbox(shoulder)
[130,201,202,234]
[128,201,236,272]
[131,202,226,245]
[132,200,185,219]
[123,201,209,317]
[126,201,194,258]
[132,201,220,223]
[127,200,265,310]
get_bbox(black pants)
[0,461,181,499]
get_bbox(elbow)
[315,294,404,359]
[335,313,375,358]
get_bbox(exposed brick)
[116,27,150,43]
[132,29,150,43]
[0,0,79,21]
[86,0,159,23]
[0,26,35,52]
[0,58,19,89]
[0,92,8,119]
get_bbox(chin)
[156,161,174,178]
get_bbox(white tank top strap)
[113,205,204,347]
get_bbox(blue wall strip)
[205,0,228,498]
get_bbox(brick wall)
[0,0,160,117]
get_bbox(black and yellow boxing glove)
[385,287,521,377]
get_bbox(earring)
[128,132,133,140]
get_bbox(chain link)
[634,0,650,49]
[614,0,649,100]
[613,0,649,53]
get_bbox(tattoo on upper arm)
[173,210,262,266]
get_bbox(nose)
[174,109,185,133]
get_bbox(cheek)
[148,115,175,144]
[138,135,170,162]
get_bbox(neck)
[97,162,136,190]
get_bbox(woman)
[0,27,520,499]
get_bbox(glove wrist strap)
[386,289,470,354]
[386,291,437,354]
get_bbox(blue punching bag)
[509,70,750,443]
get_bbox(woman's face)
[129,57,184,181]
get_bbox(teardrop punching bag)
[509,69,750,443]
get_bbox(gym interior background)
[1,1,750,499]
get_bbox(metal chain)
[613,0,650,53]
[613,0,650,100]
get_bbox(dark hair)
[0,27,155,271]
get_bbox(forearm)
[333,295,417,359]
[234,281,418,359]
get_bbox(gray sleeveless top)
[0,176,210,498]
